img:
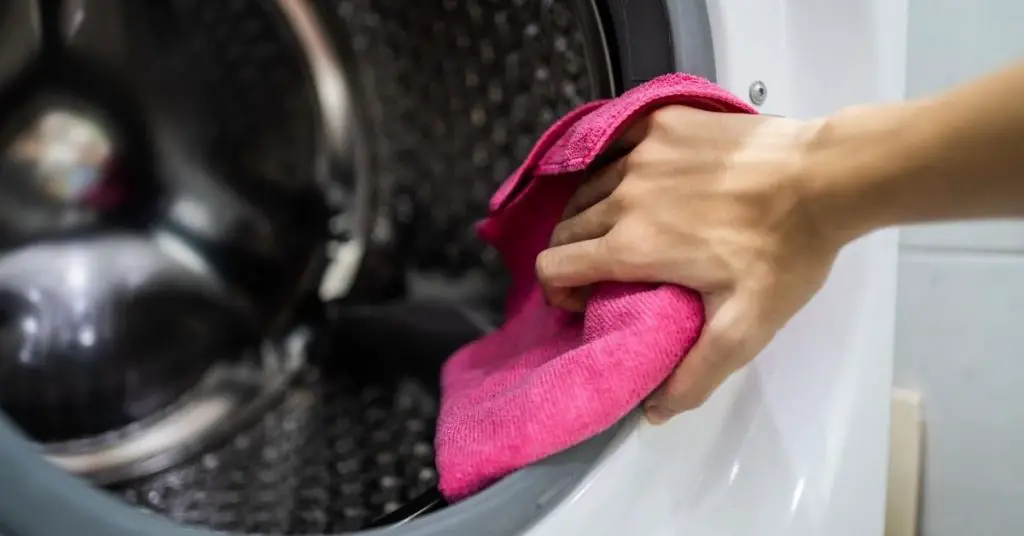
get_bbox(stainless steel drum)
[0,0,696,534]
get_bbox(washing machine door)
[0,1,715,535]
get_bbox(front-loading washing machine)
[0,0,906,535]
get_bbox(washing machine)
[0,0,906,535]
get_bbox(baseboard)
[885,388,924,536]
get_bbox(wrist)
[796,63,1024,247]
[796,101,927,247]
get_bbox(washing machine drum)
[0,0,707,535]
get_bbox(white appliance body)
[0,3,908,536]
[526,1,907,534]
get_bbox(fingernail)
[643,403,672,425]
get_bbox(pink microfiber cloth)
[435,73,757,501]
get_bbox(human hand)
[534,106,842,424]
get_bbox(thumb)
[643,293,756,423]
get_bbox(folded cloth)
[435,73,758,501]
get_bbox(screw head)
[749,81,768,106]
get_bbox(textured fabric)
[436,73,758,501]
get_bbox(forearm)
[804,62,1024,244]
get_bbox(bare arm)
[808,62,1024,242]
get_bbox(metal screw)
[748,80,768,106]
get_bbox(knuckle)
[607,184,636,211]
[605,222,659,271]
[623,140,654,165]
[607,183,647,217]
[646,106,690,136]
[603,188,627,213]
[606,170,652,211]
[648,107,675,129]
[601,229,637,265]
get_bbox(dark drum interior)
[0,0,618,534]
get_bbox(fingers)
[561,156,626,219]
[550,198,616,248]
[536,238,613,310]
[535,238,612,291]
[560,118,650,219]
[643,296,755,424]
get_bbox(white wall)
[898,1,1024,534]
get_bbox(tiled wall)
[898,1,1024,534]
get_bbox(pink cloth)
[435,73,758,501]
